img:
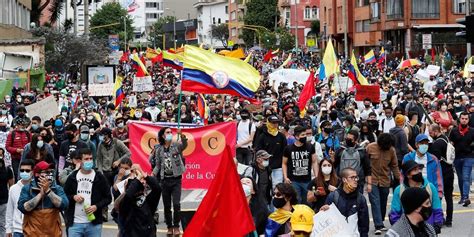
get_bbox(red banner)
[355,84,381,103]
[128,121,237,189]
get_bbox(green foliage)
[310,20,320,35]
[210,24,230,47]
[90,3,133,48]
[31,27,110,73]
[276,28,295,51]
[261,31,277,49]
[241,0,279,46]
[148,16,176,49]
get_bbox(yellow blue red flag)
[182,45,260,99]
[163,50,184,70]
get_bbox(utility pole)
[342,0,348,59]
[210,7,213,47]
[467,0,472,59]
[124,17,127,50]
[173,11,176,49]
[73,0,77,35]
[84,0,89,36]
[294,0,298,50]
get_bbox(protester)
[21,133,55,165]
[236,109,256,165]
[241,176,268,236]
[0,151,14,237]
[5,159,34,237]
[306,158,339,212]
[18,161,68,236]
[250,150,273,206]
[289,204,315,237]
[264,183,298,236]
[386,187,437,237]
[59,124,89,173]
[64,148,112,236]
[320,167,369,237]
[78,125,97,166]
[390,114,410,166]
[6,118,31,178]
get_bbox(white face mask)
[321,166,332,175]
[242,184,252,197]
[262,160,269,167]
[124,169,131,176]
[36,140,44,149]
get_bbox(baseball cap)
[100,127,112,136]
[33,161,55,174]
[267,115,281,123]
[255,150,272,159]
[395,114,405,126]
[290,204,315,233]
[401,160,424,176]
[80,125,89,133]
[415,134,430,143]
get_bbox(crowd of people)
[0,47,472,237]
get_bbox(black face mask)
[272,197,287,209]
[323,127,333,134]
[419,205,433,221]
[66,132,75,140]
[241,115,249,120]
[298,137,307,144]
[411,172,424,183]
[345,139,355,147]
[42,134,53,143]
[0,126,6,132]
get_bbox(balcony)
[387,13,403,20]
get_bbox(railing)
[386,13,403,20]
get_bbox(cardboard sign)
[132,76,154,92]
[355,85,380,103]
[333,76,353,93]
[269,69,310,88]
[311,204,356,237]
[244,103,263,113]
[25,96,60,122]
[426,65,440,76]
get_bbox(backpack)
[10,130,30,146]
[338,147,365,179]
[399,183,432,200]
[435,137,456,165]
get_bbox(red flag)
[297,72,317,111]
[120,51,129,62]
[183,146,255,237]
[151,52,163,65]
[431,47,436,62]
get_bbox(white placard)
[25,96,60,122]
[89,83,115,96]
[269,69,311,88]
[416,69,431,82]
[310,203,356,237]
[128,95,137,108]
[426,65,440,76]
[469,65,474,72]
[333,76,353,93]
[133,76,154,92]
[422,34,432,49]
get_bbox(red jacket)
[6,130,31,160]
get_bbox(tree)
[310,20,320,36]
[276,28,295,51]
[148,16,175,49]
[90,3,133,49]
[31,26,110,73]
[31,0,63,25]
[210,24,229,48]
[261,31,277,49]
[241,0,280,47]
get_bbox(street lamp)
[166,8,177,49]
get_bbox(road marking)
[181,189,207,203]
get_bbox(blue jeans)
[13,233,24,237]
[68,223,102,237]
[454,158,466,199]
[460,158,474,200]
[368,185,390,229]
[291,181,310,205]
[271,168,283,190]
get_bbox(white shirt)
[378,117,396,133]
[5,180,25,234]
[74,170,96,223]
[415,154,428,177]
[145,107,161,122]
[237,119,256,148]
[423,80,437,93]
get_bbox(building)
[57,0,105,35]
[1,0,31,30]
[162,0,197,20]
[162,19,198,49]
[227,0,248,45]
[194,0,229,48]
[320,0,471,57]
[279,0,320,48]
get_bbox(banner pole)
[177,70,184,141]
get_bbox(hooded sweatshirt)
[390,126,409,162]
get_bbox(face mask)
[135,112,142,118]
[344,180,357,193]
[236,115,241,120]
[20,171,31,181]
[80,133,89,141]
[165,133,173,142]
[322,166,332,175]
[75,123,80,129]
[323,127,333,134]
[83,160,94,171]
[241,115,249,120]
[124,170,131,176]
[456,88,461,92]
[86,115,93,121]
[419,205,433,221]
[36,140,44,149]
[298,136,307,144]
[411,172,424,183]
[418,144,428,154]
[242,184,252,197]
[262,160,269,167]
[1,110,7,115]
[66,132,75,140]
[31,124,39,130]
[117,123,124,128]
[5,98,10,103]
[16,97,22,103]
[272,197,287,208]
[345,139,355,147]
[98,135,104,142]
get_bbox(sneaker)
[444,222,452,228]
[458,199,464,204]
[374,229,382,235]
[463,199,471,207]
[380,226,388,231]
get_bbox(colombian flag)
[319,39,338,81]
[264,208,293,237]
[349,50,368,85]
[197,94,208,125]
[131,53,148,77]
[364,50,376,64]
[163,50,184,70]
[182,45,260,99]
[114,76,125,107]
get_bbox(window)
[370,2,380,21]
[386,0,404,19]
[146,13,158,19]
[145,2,157,8]
[304,6,311,19]
[231,28,237,36]
[356,20,371,32]
[213,17,215,24]
[356,0,370,7]
[218,18,221,24]
[412,0,439,18]
[231,11,236,20]
[312,6,318,19]
[225,6,228,14]
[453,0,465,14]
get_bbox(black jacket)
[255,128,287,169]
[449,126,474,159]
[119,176,161,237]
[251,163,272,204]
[64,169,112,227]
